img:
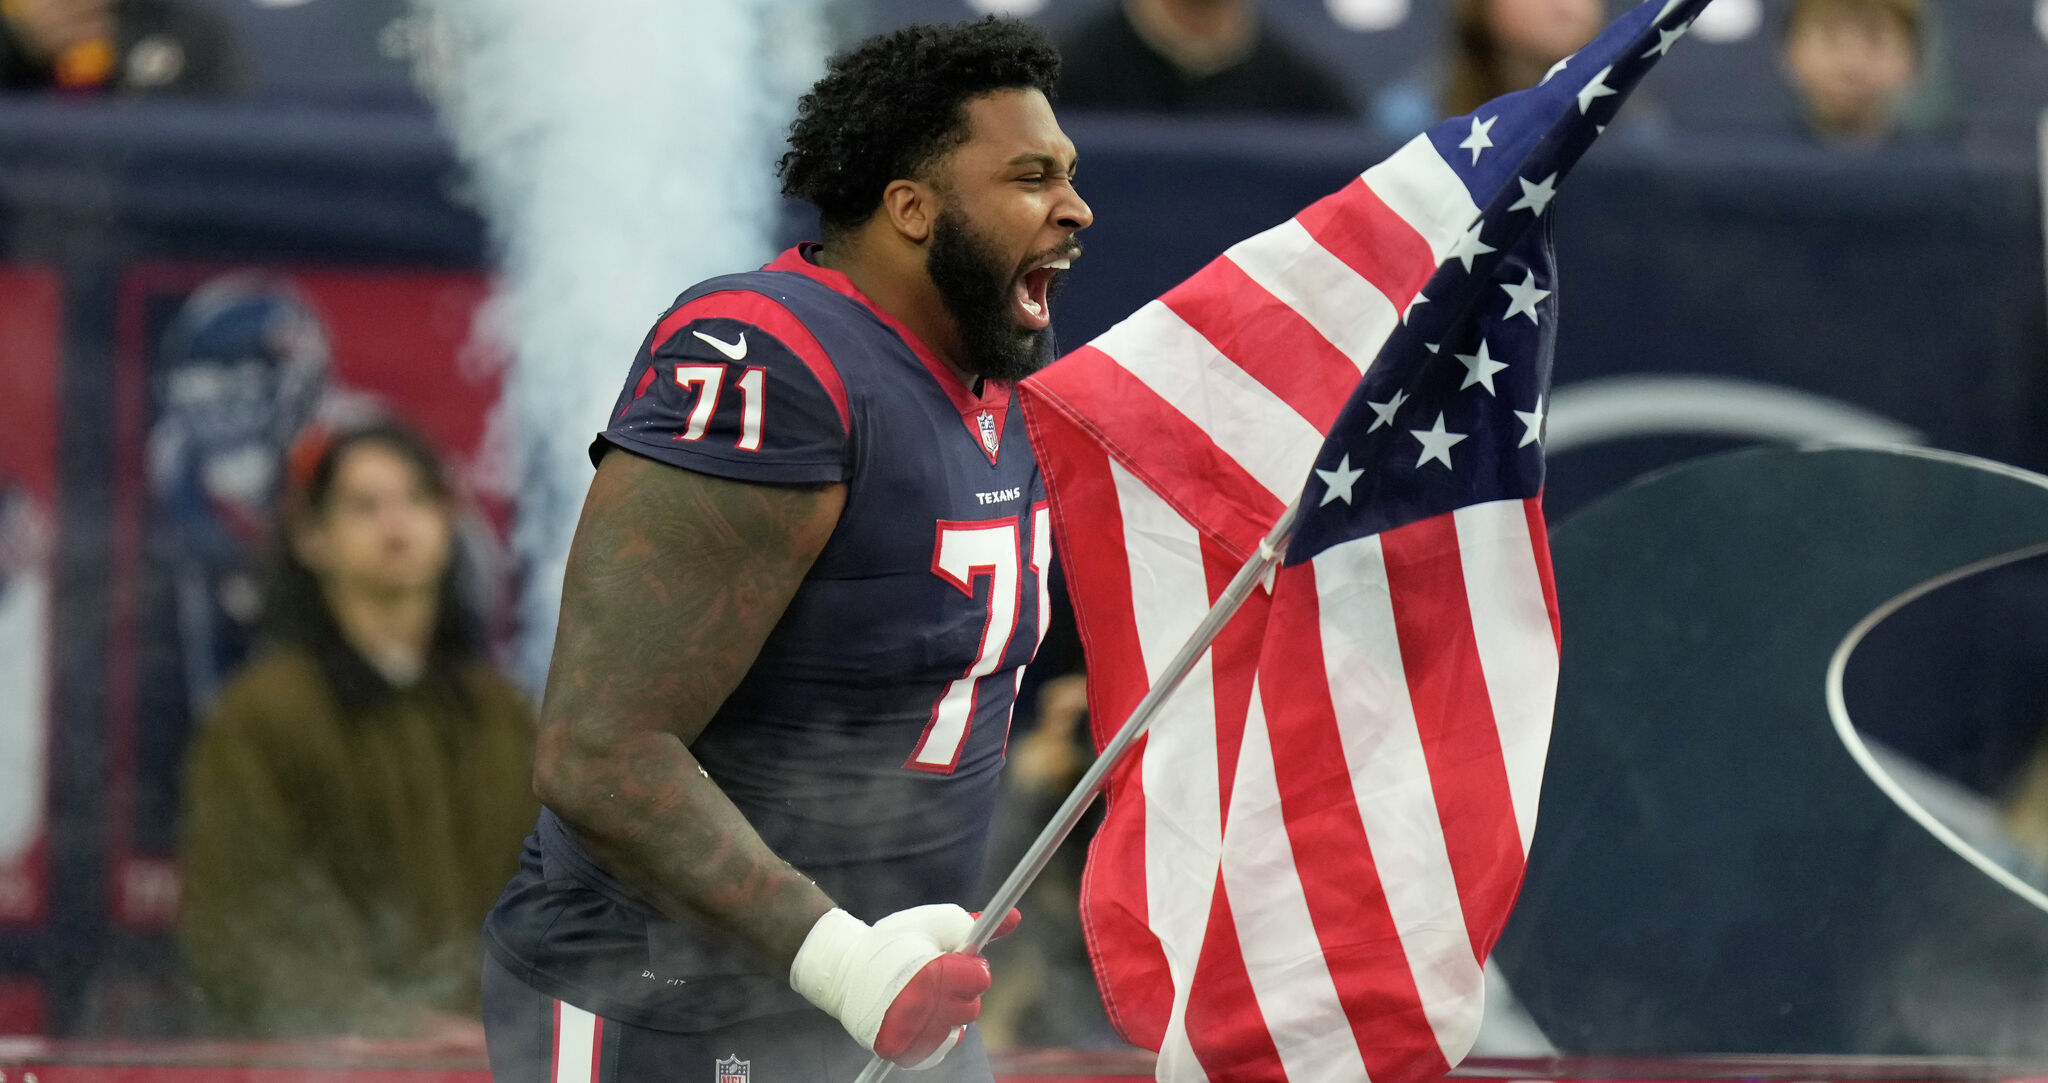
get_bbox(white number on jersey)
[907,508,1051,773]
[670,362,767,450]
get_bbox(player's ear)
[882,179,936,244]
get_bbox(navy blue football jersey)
[484,246,1051,1032]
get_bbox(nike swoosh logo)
[691,329,748,361]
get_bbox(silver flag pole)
[852,499,1302,1083]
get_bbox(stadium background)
[0,0,2044,1061]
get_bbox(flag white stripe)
[1096,301,1327,501]
[1158,993,1211,1083]
[1312,536,1484,1065]
[1219,679,1371,1083]
[1454,500,1560,855]
[1361,137,1483,265]
[1111,460,1219,1083]
[1225,219,1401,375]
[553,1000,599,1083]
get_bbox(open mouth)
[1012,253,1075,332]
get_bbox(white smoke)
[411,0,830,686]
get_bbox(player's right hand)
[788,904,992,1069]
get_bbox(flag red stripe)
[1161,257,1361,435]
[1079,766,1176,1053]
[1523,496,1561,650]
[1381,514,1524,957]
[1175,535,1280,1076]
[1018,387,1152,753]
[1182,882,1286,1082]
[1021,393,1175,1050]
[1295,178,1439,315]
[1258,563,1449,1081]
[1024,348,1285,560]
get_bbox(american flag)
[1014,2,1708,1079]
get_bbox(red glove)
[971,908,1024,940]
[870,949,992,1064]
[790,905,1009,1068]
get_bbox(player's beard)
[927,205,1065,385]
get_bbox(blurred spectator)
[1057,0,1355,116]
[1443,0,1605,118]
[0,0,238,94]
[1780,0,1924,147]
[178,422,537,1041]
[1373,0,1645,140]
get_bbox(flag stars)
[1541,54,1572,86]
[1516,397,1547,448]
[1315,454,1365,506]
[1643,22,1687,58]
[1447,220,1497,272]
[1402,291,1430,324]
[1509,173,1558,217]
[1460,114,1497,164]
[1366,388,1410,431]
[1456,339,1510,395]
[1576,65,1618,114]
[1410,413,1469,470]
[1501,270,1552,323]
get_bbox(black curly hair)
[779,18,1062,235]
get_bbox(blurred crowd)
[0,0,235,93]
[1052,0,1939,147]
[0,0,2045,1057]
[0,0,2007,149]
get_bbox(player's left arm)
[538,454,999,1067]
[533,449,843,968]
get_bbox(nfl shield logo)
[715,1054,749,1083]
[977,409,1000,456]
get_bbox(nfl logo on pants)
[715,1054,749,1083]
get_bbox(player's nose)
[1055,188,1093,233]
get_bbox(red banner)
[0,266,62,930]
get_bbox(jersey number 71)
[671,364,766,450]
[906,507,1052,773]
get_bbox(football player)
[482,17,1091,1083]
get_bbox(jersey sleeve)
[595,289,852,485]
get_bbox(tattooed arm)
[532,449,846,971]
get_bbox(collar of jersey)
[767,244,1012,416]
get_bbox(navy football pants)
[483,953,996,1083]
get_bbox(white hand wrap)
[789,905,978,1069]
